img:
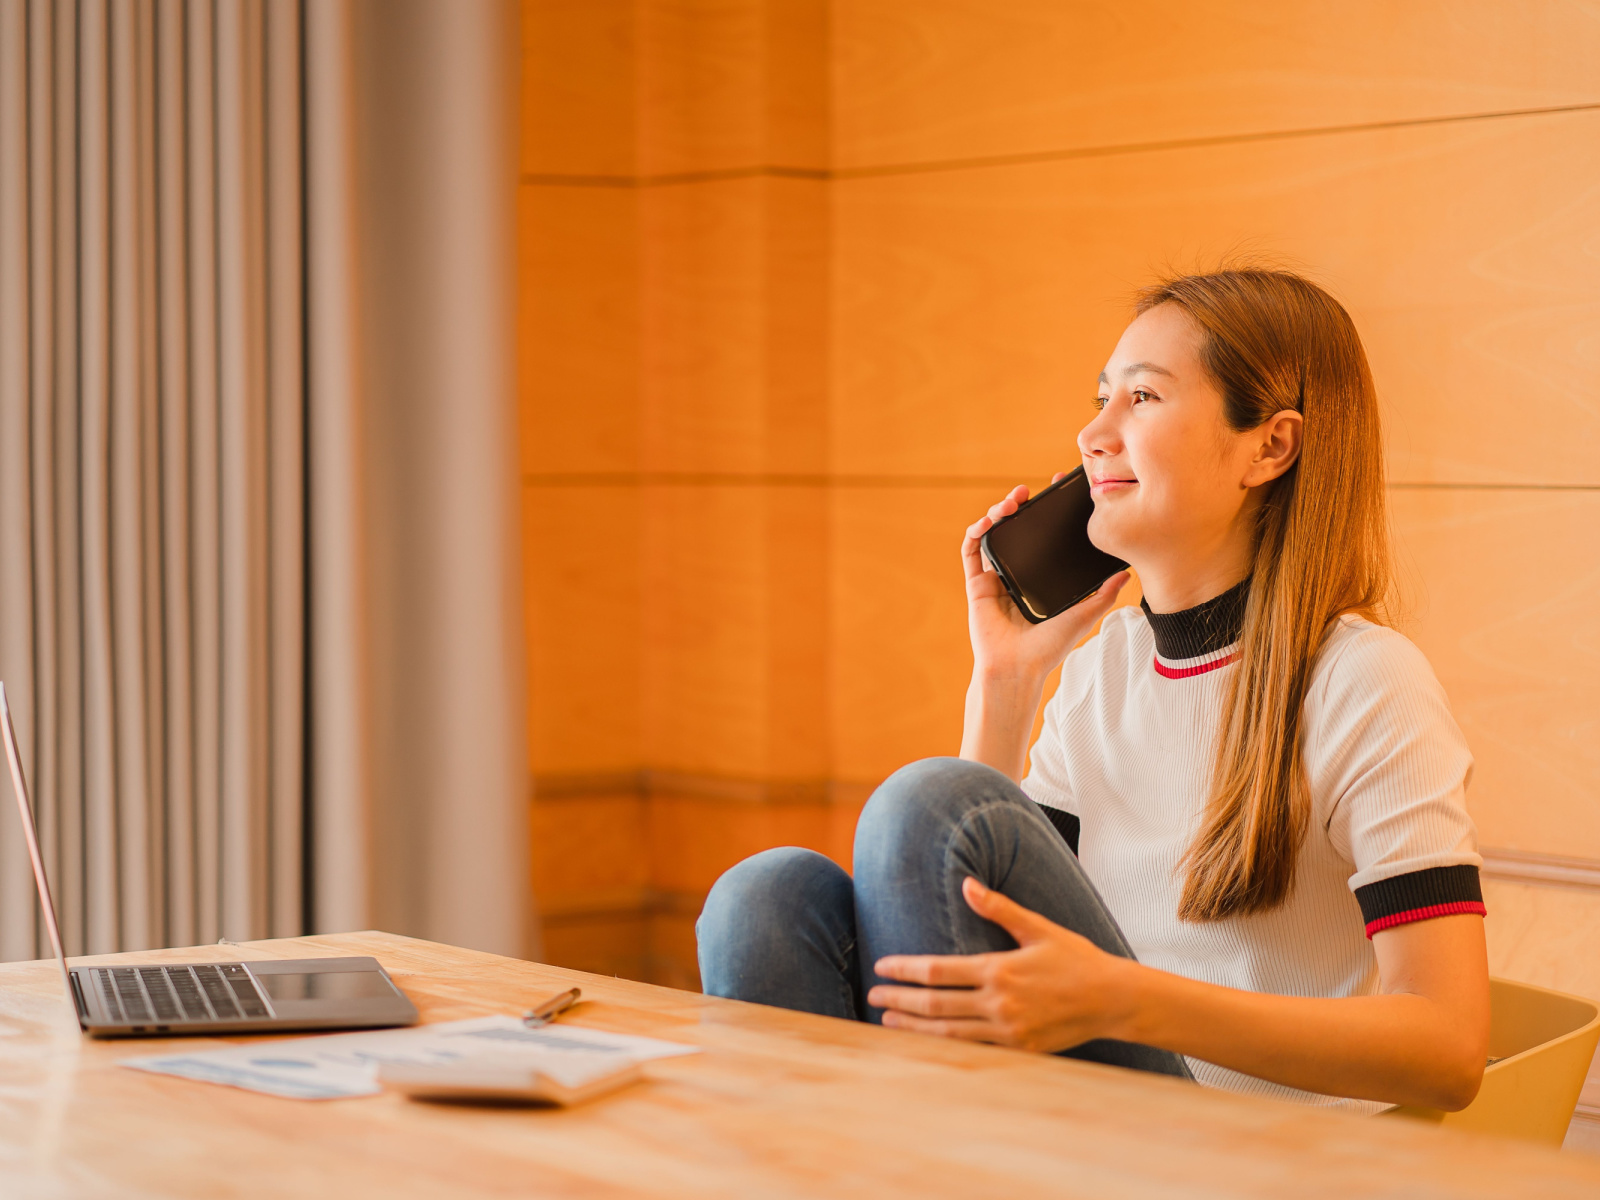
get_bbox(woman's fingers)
[960,878,1056,946]
[873,953,988,987]
[961,526,992,581]
[986,484,1029,524]
[867,983,985,1018]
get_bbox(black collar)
[1140,577,1250,661]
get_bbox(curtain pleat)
[0,0,32,960]
[0,0,308,957]
[155,0,194,948]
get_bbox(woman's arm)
[870,878,1490,1111]
[959,481,1128,781]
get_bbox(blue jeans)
[696,757,1192,1077]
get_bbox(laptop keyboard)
[92,964,272,1024]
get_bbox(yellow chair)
[1390,977,1600,1146]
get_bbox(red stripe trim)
[1364,901,1486,939]
[1152,652,1239,680]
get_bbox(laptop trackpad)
[259,971,398,1002]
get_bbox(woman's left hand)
[867,877,1137,1054]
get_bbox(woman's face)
[1077,303,1298,604]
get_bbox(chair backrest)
[1390,977,1600,1146]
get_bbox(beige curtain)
[0,0,527,961]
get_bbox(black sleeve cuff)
[1036,803,1080,857]
[1353,864,1485,939]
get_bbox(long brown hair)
[1135,270,1392,921]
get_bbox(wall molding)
[532,770,871,808]
[518,101,1600,188]
[526,471,1600,492]
[1481,848,1600,893]
[538,886,705,921]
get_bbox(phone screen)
[979,467,1129,623]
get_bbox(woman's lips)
[1089,478,1138,496]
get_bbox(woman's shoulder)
[1312,614,1441,694]
[1304,614,1459,739]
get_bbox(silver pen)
[522,986,581,1028]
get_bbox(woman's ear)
[1242,410,1303,487]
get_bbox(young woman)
[696,269,1489,1113]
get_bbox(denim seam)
[938,797,1024,951]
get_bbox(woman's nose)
[1077,403,1120,458]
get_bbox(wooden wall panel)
[636,0,830,175]
[642,484,771,779]
[833,0,1600,170]
[1392,489,1600,860]
[640,177,829,473]
[539,911,649,980]
[518,187,638,476]
[647,793,838,896]
[520,0,636,177]
[763,0,831,168]
[833,110,1600,484]
[640,483,830,782]
[531,792,651,913]
[638,0,766,176]
[762,178,830,474]
[523,485,641,776]
[640,180,766,471]
[520,0,833,988]
[761,486,831,780]
[831,487,982,785]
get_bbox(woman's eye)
[1093,396,1109,411]
[1132,389,1154,404]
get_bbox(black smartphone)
[979,467,1129,624]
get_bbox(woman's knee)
[697,846,850,952]
[855,756,1023,856]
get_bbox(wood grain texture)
[640,176,829,473]
[647,792,837,895]
[538,908,650,980]
[5,932,1600,1197]
[531,792,650,913]
[833,109,1600,484]
[642,484,769,777]
[637,0,765,176]
[523,485,641,775]
[1391,488,1600,861]
[641,178,766,471]
[520,0,636,177]
[762,0,830,169]
[833,0,1600,170]
[830,486,981,784]
[518,186,639,475]
[641,483,829,780]
[646,907,703,991]
[637,0,829,176]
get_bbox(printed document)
[121,1016,699,1100]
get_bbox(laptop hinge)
[68,970,90,1028]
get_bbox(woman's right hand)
[962,476,1130,688]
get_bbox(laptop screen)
[0,682,76,1010]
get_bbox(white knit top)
[1021,603,1480,1113]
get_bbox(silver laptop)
[1,682,419,1037]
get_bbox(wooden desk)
[2,931,1597,1198]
